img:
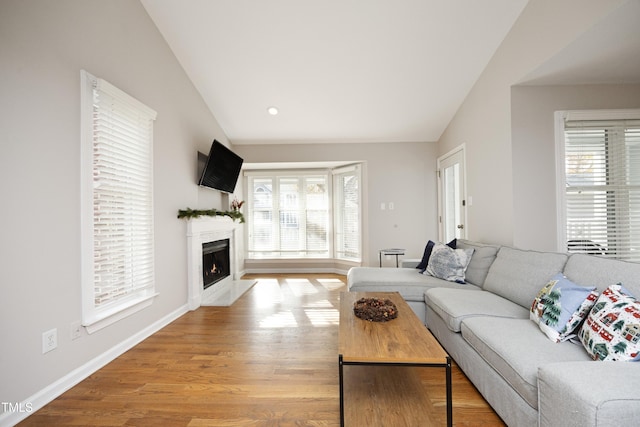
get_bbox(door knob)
[457,224,464,229]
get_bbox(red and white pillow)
[578,284,640,362]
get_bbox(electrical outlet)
[388,202,394,210]
[42,328,57,354]
[70,321,82,340]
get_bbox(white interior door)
[437,146,467,242]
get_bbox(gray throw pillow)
[425,243,474,284]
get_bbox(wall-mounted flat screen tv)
[198,140,243,193]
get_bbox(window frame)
[555,109,640,261]
[332,164,362,262]
[80,70,158,333]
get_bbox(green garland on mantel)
[177,208,245,223]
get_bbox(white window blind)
[333,165,361,261]
[81,70,157,331]
[562,113,640,262]
[247,173,329,258]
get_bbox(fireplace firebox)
[202,239,230,289]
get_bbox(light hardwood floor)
[19,274,506,426]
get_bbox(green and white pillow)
[579,284,640,361]
[424,243,474,284]
[530,273,598,343]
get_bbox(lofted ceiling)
[518,0,640,86]
[141,1,640,145]
[141,0,529,144]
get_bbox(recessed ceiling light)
[267,106,279,116]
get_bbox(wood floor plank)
[18,273,505,426]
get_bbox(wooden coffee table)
[338,292,452,426]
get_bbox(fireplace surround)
[186,217,255,309]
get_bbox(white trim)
[328,170,335,262]
[84,293,158,334]
[95,77,157,120]
[436,144,467,241]
[0,304,188,427]
[244,258,358,264]
[80,70,95,326]
[564,109,640,122]
[332,164,362,263]
[438,144,467,164]
[245,267,352,275]
[232,138,423,145]
[554,111,568,252]
[331,163,361,175]
[244,168,330,176]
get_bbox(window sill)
[83,292,159,334]
[244,258,361,271]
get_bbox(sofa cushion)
[482,246,568,309]
[579,284,640,361]
[347,267,479,302]
[563,253,640,298]
[539,361,640,427]
[456,239,499,287]
[425,243,474,283]
[425,288,527,332]
[530,273,599,343]
[461,317,591,410]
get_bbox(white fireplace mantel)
[186,216,254,310]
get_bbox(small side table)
[379,248,405,267]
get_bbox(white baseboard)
[244,267,350,276]
[0,304,189,427]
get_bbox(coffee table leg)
[339,354,344,427]
[446,357,452,427]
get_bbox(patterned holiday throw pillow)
[530,273,598,343]
[579,284,640,361]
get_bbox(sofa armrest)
[401,258,421,268]
[538,361,640,427]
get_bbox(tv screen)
[198,140,244,193]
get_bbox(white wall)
[511,84,640,251]
[0,0,228,417]
[437,0,628,247]
[233,141,439,266]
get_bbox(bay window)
[246,165,361,261]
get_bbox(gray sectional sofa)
[347,239,640,427]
